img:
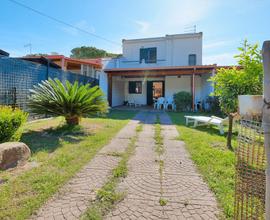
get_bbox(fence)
[0,56,99,112]
[234,118,266,219]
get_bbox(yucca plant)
[28,79,108,125]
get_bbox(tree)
[70,46,120,59]
[28,79,108,125]
[210,40,263,150]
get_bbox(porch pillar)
[108,73,112,107]
[191,72,195,111]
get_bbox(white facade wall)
[112,76,125,106]
[201,73,214,99]
[165,75,205,103]
[98,70,108,100]
[103,33,202,69]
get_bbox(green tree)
[28,79,108,125]
[210,40,263,150]
[70,46,120,59]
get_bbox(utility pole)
[24,43,32,55]
[262,41,270,220]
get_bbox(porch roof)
[104,65,228,77]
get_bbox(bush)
[173,91,192,111]
[0,106,28,143]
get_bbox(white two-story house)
[100,32,217,109]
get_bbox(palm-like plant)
[28,79,108,125]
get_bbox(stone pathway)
[105,112,220,220]
[30,112,147,220]
[30,111,220,220]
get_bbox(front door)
[146,81,165,105]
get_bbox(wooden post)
[262,41,270,220]
[191,72,195,111]
[108,73,112,107]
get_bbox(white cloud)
[132,0,218,37]
[203,52,237,65]
[61,20,95,36]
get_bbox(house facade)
[102,33,217,110]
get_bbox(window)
[188,54,197,66]
[140,47,157,63]
[129,81,142,94]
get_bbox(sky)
[0,0,269,65]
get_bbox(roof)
[45,55,102,68]
[122,32,203,43]
[81,58,102,66]
[19,56,61,68]
[104,65,239,77]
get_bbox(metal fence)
[0,56,99,112]
[234,118,266,219]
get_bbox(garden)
[0,40,264,219]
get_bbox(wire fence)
[0,56,99,114]
[234,118,266,219]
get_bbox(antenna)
[184,25,196,33]
[24,43,32,54]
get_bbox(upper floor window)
[188,54,197,66]
[140,47,157,63]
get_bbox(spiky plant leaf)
[28,79,108,125]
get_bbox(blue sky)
[1,0,269,65]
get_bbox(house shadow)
[21,124,89,154]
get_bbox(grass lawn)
[168,112,237,219]
[0,110,137,220]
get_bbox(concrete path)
[30,112,147,220]
[105,112,220,220]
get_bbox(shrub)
[0,106,28,143]
[28,79,108,125]
[173,91,192,111]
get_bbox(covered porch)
[105,65,218,111]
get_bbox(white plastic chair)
[128,99,136,107]
[165,97,176,111]
[154,97,165,110]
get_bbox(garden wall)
[0,56,99,112]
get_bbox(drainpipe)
[262,41,270,220]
